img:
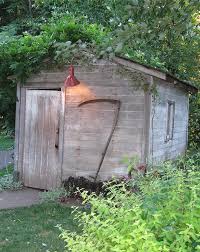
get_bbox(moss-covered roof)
[115,56,198,94]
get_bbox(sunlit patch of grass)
[0,203,79,252]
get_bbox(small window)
[165,101,175,142]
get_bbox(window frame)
[165,100,175,142]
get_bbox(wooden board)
[14,83,20,172]
[22,90,62,189]
[149,80,189,163]
[63,101,117,177]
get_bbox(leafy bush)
[35,0,113,26]
[121,155,140,178]
[0,14,106,131]
[189,93,200,149]
[0,164,14,177]
[0,0,30,26]
[39,187,71,203]
[0,134,14,150]
[0,174,22,191]
[174,150,200,173]
[41,15,106,44]
[0,0,199,142]
[60,160,200,252]
[0,33,50,130]
[0,164,22,191]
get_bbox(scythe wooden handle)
[78,98,121,182]
[55,127,59,149]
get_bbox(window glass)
[166,101,175,141]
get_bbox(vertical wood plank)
[18,87,26,180]
[60,87,65,182]
[14,83,20,172]
[23,90,62,189]
[143,88,152,163]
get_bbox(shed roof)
[114,56,198,94]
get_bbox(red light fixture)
[64,65,80,87]
[61,65,80,176]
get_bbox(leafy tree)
[0,0,199,144]
[0,15,105,131]
[189,94,200,149]
[110,0,200,79]
[34,0,113,25]
[0,0,32,26]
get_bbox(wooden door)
[23,90,62,189]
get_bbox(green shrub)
[60,160,200,252]
[121,155,139,178]
[0,134,14,150]
[0,174,22,191]
[0,164,14,177]
[35,0,113,26]
[0,31,51,130]
[39,187,71,203]
[0,14,107,131]
[41,15,106,44]
[0,163,22,191]
[189,93,200,149]
[175,150,200,171]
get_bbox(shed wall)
[149,78,189,162]
[62,65,146,180]
[17,63,147,181]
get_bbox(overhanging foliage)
[0,0,199,146]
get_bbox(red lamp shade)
[64,65,80,87]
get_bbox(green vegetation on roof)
[0,0,199,146]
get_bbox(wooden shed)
[14,57,197,189]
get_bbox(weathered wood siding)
[15,61,192,187]
[22,90,62,189]
[62,65,146,180]
[18,63,147,181]
[149,78,189,162]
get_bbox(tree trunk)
[27,0,32,18]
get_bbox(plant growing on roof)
[54,40,97,66]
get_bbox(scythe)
[78,98,121,182]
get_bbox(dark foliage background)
[0,0,199,147]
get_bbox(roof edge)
[114,56,198,94]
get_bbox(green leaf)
[115,42,123,53]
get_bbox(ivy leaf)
[65,41,72,47]
[115,42,123,53]
[106,46,113,53]
[132,0,138,5]
[159,33,165,40]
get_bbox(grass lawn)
[0,135,14,150]
[0,203,79,252]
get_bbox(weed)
[39,187,71,203]
[0,174,22,191]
